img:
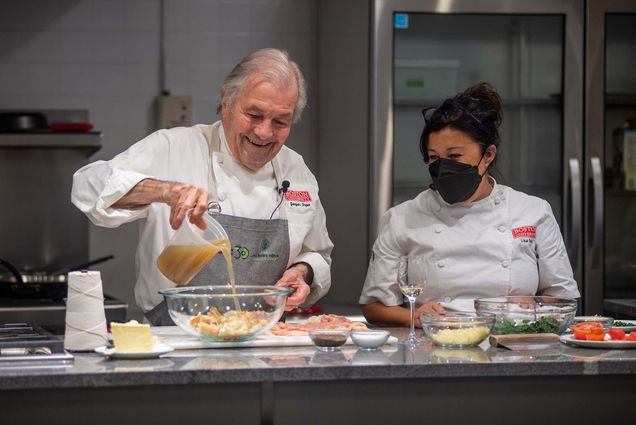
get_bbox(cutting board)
[151,326,398,350]
[489,333,560,350]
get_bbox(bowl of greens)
[474,296,578,335]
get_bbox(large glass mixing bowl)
[475,296,578,335]
[159,285,293,342]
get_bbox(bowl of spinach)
[474,296,577,335]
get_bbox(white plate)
[610,320,636,332]
[559,334,636,349]
[95,343,174,359]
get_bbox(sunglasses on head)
[421,103,489,135]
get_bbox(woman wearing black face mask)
[359,82,579,329]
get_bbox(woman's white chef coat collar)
[427,176,505,215]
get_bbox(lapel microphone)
[271,180,291,219]
[278,180,290,194]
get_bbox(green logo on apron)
[233,245,250,260]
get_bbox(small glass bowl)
[572,315,614,329]
[308,329,350,351]
[350,330,391,350]
[421,312,495,348]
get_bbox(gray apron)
[146,123,291,325]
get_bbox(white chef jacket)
[71,121,333,312]
[359,180,580,312]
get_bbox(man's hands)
[275,263,312,311]
[160,182,208,230]
[113,179,209,230]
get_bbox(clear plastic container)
[156,212,230,285]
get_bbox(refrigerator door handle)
[567,158,581,270]
[590,157,603,268]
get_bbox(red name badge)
[284,190,312,202]
[512,226,537,239]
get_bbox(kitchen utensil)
[475,296,578,335]
[350,330,391,350]
[0,112,48,132]
[421,312,495,348]
[159,285,293,343]
[156,212,229,285]
[489,333,560,350]
[308,329,350,351]
[0,255,115,301]
[95,343,174,359]
[559,334,636,349]
[608,319,636,332]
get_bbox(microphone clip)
[278,180,290,195]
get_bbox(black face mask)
[428,157,486,204]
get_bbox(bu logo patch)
[512,226,537,239]
[284,190,312,202]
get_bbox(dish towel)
[64,270,108,351]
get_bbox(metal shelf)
[0,132,101,154]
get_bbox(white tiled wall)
[0,0,318,319]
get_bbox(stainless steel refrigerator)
[370,0,636,315]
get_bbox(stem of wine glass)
[408,298,416,340]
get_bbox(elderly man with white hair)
[71,48,333,325]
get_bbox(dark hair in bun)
[419,82,503,177]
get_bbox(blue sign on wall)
[394,13,409,29]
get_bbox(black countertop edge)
[3,361,636,391]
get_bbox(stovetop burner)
[0,323,64,351]
[0,323,73,366]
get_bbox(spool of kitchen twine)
[63,270,108,351]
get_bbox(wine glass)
[397,256,427,346]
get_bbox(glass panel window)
[392,13,564,223]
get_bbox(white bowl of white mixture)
[351,330,391,350]
[421,312,495,348]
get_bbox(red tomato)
[573,329,588,340]
[586,333,605,341]
[572,322,604,335]
[625,332,636,341]
[608,328,626,340]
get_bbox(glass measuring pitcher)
[156,212,230,285]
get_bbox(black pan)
[0,255,114,300]
[0,112,48,132]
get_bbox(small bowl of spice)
[308,329,350,351]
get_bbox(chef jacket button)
[218,193,226,201]
[217,157,223,164]
[494,197,501,205]
[498,225,506,233]
[444,296,452,303]
[502,260,510,268]
[437,260,445,268]
[434,226,442,233]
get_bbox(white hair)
[218,48,307,123]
